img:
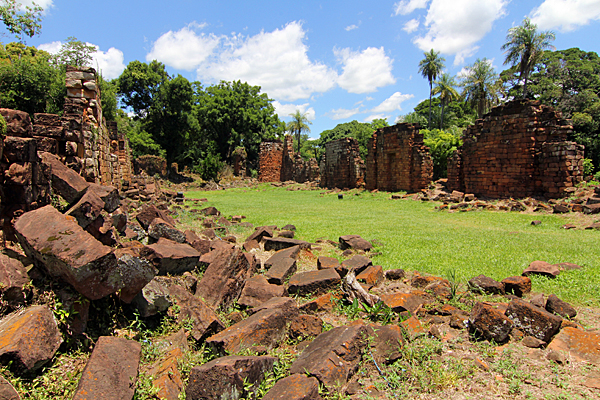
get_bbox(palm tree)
[418,49,445,129]
[287,110,312,153]
[502,17,555,98]
[432,73,460,129]
[461,58,501,119]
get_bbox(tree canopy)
[287,110,312,153]
[418,49,445,129]
[318,119,388,160]
[460,58,501,119]
[0,0,42,42]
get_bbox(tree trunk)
[428,81,433,129]
[440,101,445,129]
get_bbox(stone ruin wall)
[447,100,584,198]
[319,137,365,189]
[365,123,433,192]
[0,66,132,229]
[258,135,319,183]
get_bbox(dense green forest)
[1,15,599,181]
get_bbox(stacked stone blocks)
[258,136,318,183]
[447,100,583,198]
[319,137,365,189]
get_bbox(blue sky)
[8,0,600,138]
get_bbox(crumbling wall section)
[259,135,319,183]
[319,138,365,189]
[366,123,433,192]
[447,100,583,198]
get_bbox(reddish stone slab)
[356,265,383,286]
[501,275,532,297]
[547,327,600,363]
[169,284,225,342]
[290,324,367,391]
[14,205,122,300]
[238,275,286,308]
[264,237,311,252]
[262,374,322,400]
[468,274,505,295]
[39,151,89,204]
[505,298,562,343]
[73,336,141,400]
[287,269,341,296]
[468,302,513,343]
[146,238,201,275]
[380,293,425,314]
[185,356,276,400]
[339,235,372,252]
[0,253,29,306]
[265,246,299,285]
[0,305,62,373]
[523,260,560,278]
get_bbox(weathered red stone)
[146,238,200,275]
[468,302,513,343]
[523,260,560,278]
[289,314,323,340]
[380,293,424,314]
[0,305,62,373]
[238,275,287,308]
[287,269,341,296]
[262,374,322,400]
[505,298,562,343]
[547,327,600,363]
[72,336,141,400]
[468,274,505,295]
[185,356,276,400]
[0,253,29,306]
[264,245,300,285]
[501,276,532,297]
[339,235,372,252]
[39,151,89,204]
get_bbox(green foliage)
[98,75,118,121]
[0,0,42,42]
[411,97,475,130]
[418,49,446,129]
[0,42,64,115]
[287,109,312,154]
[422,128,462,179]
[318,119,385,160]
[117,110,166,159]
[52,36,96,68]
[460,58,501,118]
[432,73,460,129]
[502,17,555,98]
[0,113,6,137]
[582,158,594,176]
[195,152,224,182]
[118,60,169,118]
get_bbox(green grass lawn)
[185,184,600,307]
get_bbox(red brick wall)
[259,135,319,183]
[447,100,584,198]
[258,140,284,182]
[319,137,365,189]
[366,123,433,192]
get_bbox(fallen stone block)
[200,206,220,216]
[148,218,186,244]
[206,305,296,354]
[72,336,141,400]
[523,260,560,278]
[468,274,505,295]
[367,324,404,364]
[148,330,188,400]
[356,265,383,286]
[136,204,175,231]
[65,189,105,229]
[501,276,531,297]
[410,273,449,289]
[248,296,298,316]
[264,237,311,251]
[505,298,562,343]
[545,294,577,319]
[339,235,372,252]
[0,375,20,400]
[468,302,513,343]
[340,255,372,276]
[185,355,276,400]
[196,247,257,311]
[168,284,225,342]
[146,238,200,275]
[264,245,300,285]
[1,109,32,137]
[298,293,337,313]
[39,151,89,204]
[131,278,172,318]
[547,327,600,363]
[0,305,62,373]
[289,314,323,340]
[238,275,286,308]
[380,293,425,314]
[287,269,341,296]
[0,253,30,306]
[262,374,322,400]
[114,248,157,303]
[87,183,120,213]
[290,324,367,391]
[245,226,274,243]
[385,269,406,280]
[15,205,123,300]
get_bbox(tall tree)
[461,58,500,119]
[287,110,312,153]
[117,60,169,118]
[418,49,445,129]
[0,0,42,42]
[52,36,96,68]
[432,73,460,129]
[502,17,555,98]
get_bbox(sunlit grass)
[184,184,600,306]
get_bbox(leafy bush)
[583,158,594,176]
[195,152,224,182]
[422,127,463,179]
[0,114,6,137]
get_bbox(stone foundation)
[319,138,365,189]
[447,100,584,198]
[366,123,433,192]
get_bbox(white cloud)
[18,0,53,13]
[345,24,359,31]
[330,107,361,120]
[393,0,429,16]
[92,46,125,80]
[413,0,508,65]
[335,47,396,94]
[273,101,316,121]
[146,22,220,71]
[370,92,414,113]
[38,41,126,80]
[37,41,61,54]
[195,21,337,102]
[530,0,600,32]
[403,19,420,33]
[364,114,389,123]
